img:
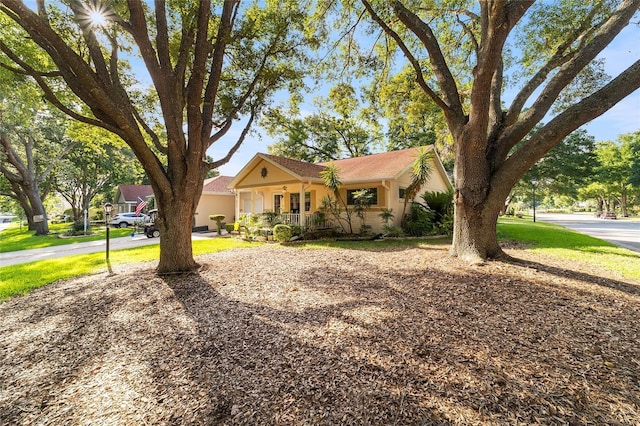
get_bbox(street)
[536,213,640,253]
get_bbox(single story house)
[194,175,236,228]
[113,184,154,214]
[227,146,452,233]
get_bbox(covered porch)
[235,181,332,230]
[229,153,333,230]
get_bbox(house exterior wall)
[230,153,451,234]
[194,194,235,228]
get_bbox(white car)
[109,212,150,228]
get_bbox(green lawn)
[1,217,638,301]
[0,237,255,301]
[0,221,132,253]
[497,216,640,280]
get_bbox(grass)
[0,221,132,253]
[498,216,640,280]
[0,237,254,301]
[1,217,638,301]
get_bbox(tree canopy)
[0,0,321,272]
[320,0,640,262]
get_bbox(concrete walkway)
[0,231,224,267]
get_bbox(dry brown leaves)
[1,243,639,425]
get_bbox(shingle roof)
[202,175,234,194]
[319,146,432,181]
[118,185,154,202]
[261,153,327,179]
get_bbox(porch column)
[234,190,240,221]
[299,183,306,229]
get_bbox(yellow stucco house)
[193,175,236,228]
[228,146,452,233]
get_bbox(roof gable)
[117,185,154,202]
[261,153,327,179]
[228,153,326,188]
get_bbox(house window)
[399,187,406,199]
[346,188,378,205]
[290,192,312,213]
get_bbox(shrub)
[65,220,91,236]
[209,214,225,234]
[273,224,292,243]
[383,225,403,237]
[290,224,303,237]
[225,223,234,233]
[402,203,435,237]
[261,211,281,227]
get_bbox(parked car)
[603,212,617,219]
[109,212,150,228]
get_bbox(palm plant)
[320,162,354,233]
[401,147,435,226]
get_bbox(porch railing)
[243,212,333,230]
[280,212,333,230]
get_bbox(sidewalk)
[0,231,225,267]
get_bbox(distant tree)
[509,129,598,212]
[593,135,638,216]
[0,76,77,235]
[264,83,380,162]
[374,67,451,167]
[53,124,142,221]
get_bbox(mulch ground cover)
[1,243,639,425]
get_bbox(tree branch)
[498,59,640,190]
[390,0,466,124]
[500,0,640,153]
[359,1,450,117]
[504,1,608,127]
[209,106,257,170]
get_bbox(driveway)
[0,232,223,267]
[537,213,640,253]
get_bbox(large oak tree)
[0,74,77,235]
[338,0,640,263]
[0,0,319,272]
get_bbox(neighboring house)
[228,146,452,233]
[113,184,154,214]
[194,175,236,228]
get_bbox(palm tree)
[401,147,435,226]
[320,162,354,233]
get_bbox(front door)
[290,193,300,214]
[274,194,283,213]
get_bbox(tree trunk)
[16,179,49,235]
[451,194,503,264]
[154,182,202,274]
[449,130,507,264]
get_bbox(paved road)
[0,232,220,267]
[537,213,640,253]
